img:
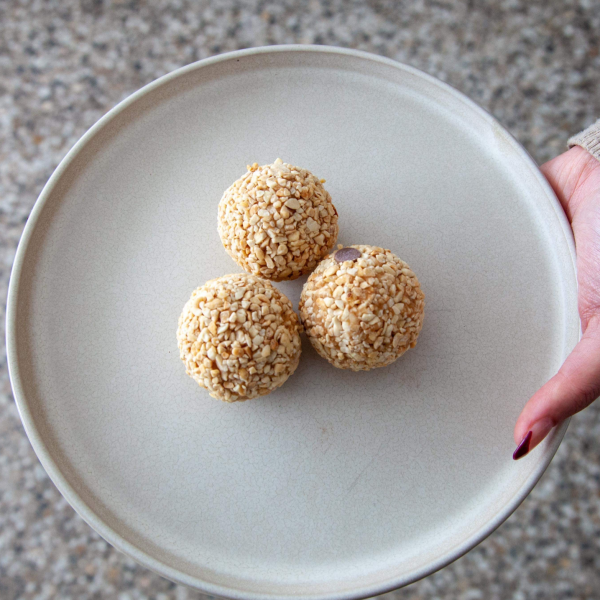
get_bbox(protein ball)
[218,159,339,281]
[299,245,425,371]
[177,273,302,402]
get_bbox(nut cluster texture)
[218,159,339,281]
[177,273,302,402]
[299,245,425,371]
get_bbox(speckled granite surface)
[1,1,600,599]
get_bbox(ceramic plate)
[7,46,579,599]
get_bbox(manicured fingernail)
[513,418,556,460]
[513,430,532,460]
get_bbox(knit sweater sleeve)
[568,118,600,163]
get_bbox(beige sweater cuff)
[568,118,600,163]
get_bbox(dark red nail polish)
[513,431,532,460]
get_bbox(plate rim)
[5,44,576,600]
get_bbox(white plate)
[7,46,579,599]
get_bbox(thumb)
[513,315,600,459]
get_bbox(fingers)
[519,146,600,459]
[513,315,600,458]
[540,146,600,223]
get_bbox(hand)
[513,145,600,459]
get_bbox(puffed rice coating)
[299,245,424,371]
[177,273,302,402]
[218,159,339,281]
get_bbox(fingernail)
[513,430,532,460]
[513,418,555,460]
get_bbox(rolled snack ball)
[299,245,425,371]
[218,159,339,281]
[177,273,302,402]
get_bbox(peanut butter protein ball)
[299,245,425,371]
[218,159,339,281]
[177,273,302,402]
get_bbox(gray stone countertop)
[1,1,600,599]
